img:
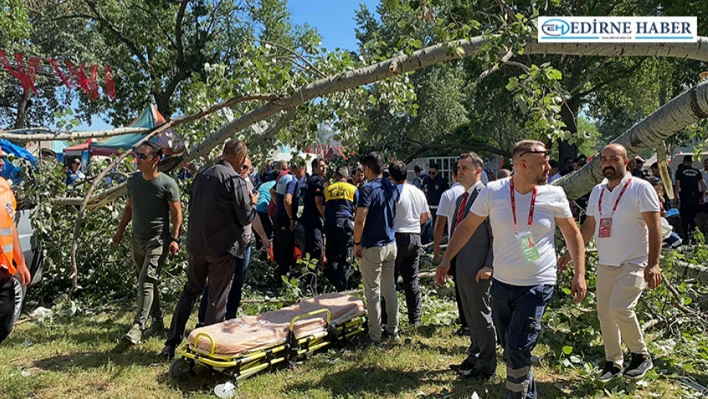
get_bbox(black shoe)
[382,330,401,342]
[160,344,176,360]
[454,326,469,336]
[449,359,476,372]
[623,353,653,379]
[598,361,622,382]
[461,367,494,381]
[358,334,382,348]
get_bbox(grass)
[1,301,704,399]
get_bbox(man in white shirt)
[443,153,496,381]
[433,163,468,335]
[437,140,586,399]
[560,144,662,382]
[387,161,430,326]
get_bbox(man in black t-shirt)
[302,158,327,264]
[675,155,707,243]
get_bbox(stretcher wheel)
[169,358,193,379]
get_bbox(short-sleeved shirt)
[586,173,660,267]
[358,178,400,248]
[275,173,297,214]
[470,178,572,286]
[437,182,466,234]
[394,184,429,234]
[256,181,276,213]
[421,174,449,206]
[302,174,326,226]
[325,180,358,221]
[127,172,180,240]
[676,166,702,201]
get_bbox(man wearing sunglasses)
[437,140,586,399]
[113,141,182,346]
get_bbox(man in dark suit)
[444,152,496,380]
[160,139,258,359]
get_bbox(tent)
[1,139,37,183]
[64,139,97,157]
[89,104,184,156]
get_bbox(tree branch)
[251,37,327,79]
[403,141,512,164]
[568,55,613,95]
[575,59,647,98]
[80,0,155,79]
[0,127,149,142]
[3,93,278,143]
[175,0,189,67]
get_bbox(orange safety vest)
[0,177,16,275]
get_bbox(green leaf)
[562,345,573,355]
[546,69,563,80]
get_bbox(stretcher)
[169,293,367,382]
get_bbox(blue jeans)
[491,279,554,399]
[198,244,251,324]
[420,219,432,247]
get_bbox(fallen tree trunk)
[52,37,708,208]
[672,260,708,285]
[553,81,708,200]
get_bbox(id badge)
[598,217,612,238]
[516,231,541,263]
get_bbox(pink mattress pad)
[187,293,366,356]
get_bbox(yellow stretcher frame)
[170,308,367,382]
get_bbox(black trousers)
[680,200,699,243]
[393,233,422,324]
[255,211,273,258]
[303,218,324,263]
[165,253,241,347]
[323,218,354,292]
[273,213,295,277]
[0,271,16,344]
[450,258,469,329]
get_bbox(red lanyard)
[599,177,632,216]
[510,178,537,233]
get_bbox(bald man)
[438,140,586,399]
[560,144,662,382]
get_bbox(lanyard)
[510,178,537,234]
[599,177,632,216]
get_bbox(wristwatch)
[171,237,181,244]
[354,241,361,246]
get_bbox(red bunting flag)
[48,58,76,89]
[103,65,116,100]
[87,65,99,100]
[0,51,38,95]
[1,49,115,101]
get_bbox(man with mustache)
[560,144,662,382]
[437,140,586,399]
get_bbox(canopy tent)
[1,139,37,183]
[64,139,97,157]
[89,104,184,156]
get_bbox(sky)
[76,0,380,131]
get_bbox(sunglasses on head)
[520,150,551,158]
[134,152,151,160]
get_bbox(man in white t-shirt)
[437,140,586,399]
[433,162,468,335]
[386,161,430,326]
[560,144,662,382]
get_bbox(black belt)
[395,232,419,236]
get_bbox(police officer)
[674,155,706,244]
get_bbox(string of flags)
[0,50,115,101]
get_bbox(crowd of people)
[0,137,679,399]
